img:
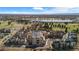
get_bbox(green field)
[0,21,13,29]
[0,21,79,32]
[52,23,79,32]
[40,22,79,32]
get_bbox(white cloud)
[41,7,78,14]
[54,7,79,13]
[33,7,44,10]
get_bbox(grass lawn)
[0,21,18,29]
[0,21,79,32]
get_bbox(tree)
[65,27,68,33]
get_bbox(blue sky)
[0,7,79,14]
